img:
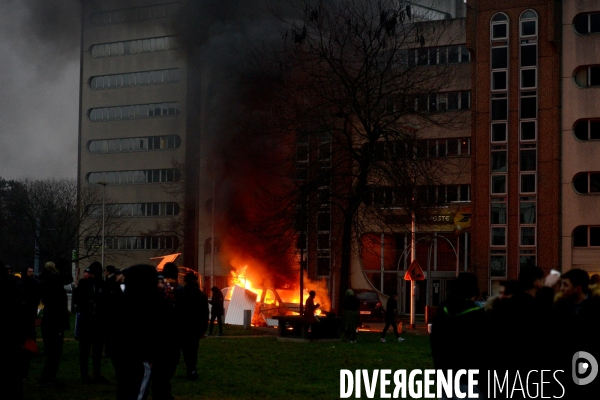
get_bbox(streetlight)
[96,181,107,269]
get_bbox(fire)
[227,260,331,320]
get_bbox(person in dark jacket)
[113,264,161,400]
[0,259,24,398]
[342,289,360,343]
[17,265,41,379]
[151,262,181,400]
[73,261,106,384]
[176,271,209,381]
[430,272,486,399]
[38,261,70,387]
[102,266,123,361]
[380,293,405,343]
[208,285,224,336]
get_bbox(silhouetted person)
[176,272,209,380]
[208,286,224,336]
[0,259,24,398]
[113,264,161,400]
[151,262,180,400]
[304,290,320,338]
[430,272,486,399]
[17,265,41,379]
[38,261,70,387]
[102,267,123,362]
[73,261,106,384]
[381,293,404,343]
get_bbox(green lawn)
[24,326,434,400]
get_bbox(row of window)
[415,91,471,112]
[365,137,471,160]
[92,2,182,26]
[88,135,181,154]
[87,169,179,185]
[363,184,471,207]
[491,121,536,143]
[491,226,536,247]
[85,236,179,250]
[90,69,182,90]
[90,36,177,58]
[87,202,180,217]
[406,44,470,67]
[491,173,536,195]
[89,102,181,122]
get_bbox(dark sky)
[0,0,81,180]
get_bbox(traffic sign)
[404,259,425,281]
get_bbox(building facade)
[468,0,561,294]
[78,0,201,273]
[561,2,600,276]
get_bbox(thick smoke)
[177,1,300,288]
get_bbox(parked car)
[354,289,383,323]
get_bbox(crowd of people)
[0,260,219,400]
[430,267,600,399]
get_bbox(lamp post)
[96,181,107,268]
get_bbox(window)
[492,71,507,91]
[573,226,600,247]
[573,12,600,35]
[573,172,600,194]
[491,227,506,246]
[491,175,507,194]
[520,202,536,223]
[417,91,470,112]
[491,13,509,40]
[521,69,536,89]
[85,235,179,250]
[87,169,178,185]
[490,254,507,277]
[491,203,507,224]
[520,10,538,37]
[574,119,600,140]
[89,102,180,121]
[91,36,177,58]
[521,227,536,246]
[521,121,536,141]
[521,174,536,193]
[88,135,181,153]
[491,97,508,120]
[491,47,508,69]
[573,65,600,88]
[90,69,182,90]
[491,123,507,142]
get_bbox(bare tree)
[0,177,133,271]
[236,0,471,309]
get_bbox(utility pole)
[97,181,107,269]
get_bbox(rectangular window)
[491,47,508,69]
[520,149,537,171]
[491,227,506,246]
[447,186,458,202]
[591,227,600,246]
[492,71,507,91]
[521,21,537,36]
[521,69,536,89]
[521,44,537,67]
[521,227,536,246]
[491,203,507,224]
[448,46,459,63]
[520,96,537,119]
[492,123,507,142]
[491,255,507,277]
[590,67,600,87]
[491,151,507,172]
[492,99,508,120]
[492,24,507,40]
[460,91,470,110]
[520,202,536,224]
[521,174,536,193]
[492,175,507,194]
[460,185,470,202]
[521,121,536,141]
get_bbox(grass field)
[23,325,434,400]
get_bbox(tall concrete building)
[561,2,600,276]
[77,1,201,273]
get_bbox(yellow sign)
[453,208,472,234]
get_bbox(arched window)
[491,13,509,40]
[520,10,538,37]
[573,65,600,88]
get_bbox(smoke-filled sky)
[0,0,81,180]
